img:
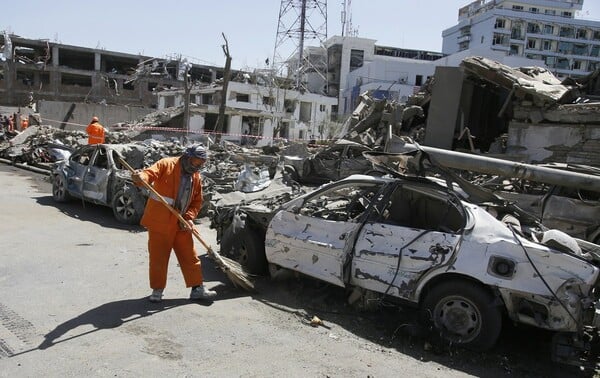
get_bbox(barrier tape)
[39,116,328,143]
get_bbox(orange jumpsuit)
[86,122,105,144]
[137,157,204,290]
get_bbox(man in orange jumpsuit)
[132,144,216,302]
[86,116,105,144]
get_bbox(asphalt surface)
[0,163,596,377]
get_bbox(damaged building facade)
[155,79,338,144]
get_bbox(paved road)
[0,164,593,377]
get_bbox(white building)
[156,79,338,145]
[442,0,600,77]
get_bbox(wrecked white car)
[50,144,147,224]
[213,171,600,362]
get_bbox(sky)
[2,0,600,70]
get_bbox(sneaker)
[190,285,216,300]
[149,289,164,303]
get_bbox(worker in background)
[131,144,216,303]
[20,116,29,130]
[86,116,105,144]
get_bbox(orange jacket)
[86,122,105,144]
[138,157,203,233]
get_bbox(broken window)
[61,73,92,87]
[558,41,573,54]
[70,149,93,166]
[236,93,250,102]
[92,148,108,170]
[299,182,383,222]
[527,23,540,34]
[492,33,508,46]
[577,29,588,40]
[543,24,554,35]
[594,31,600,41]
[378,186,464,232]
[495,19,506,29]
[164,96,175,108]
[573,60,583,70]
[542,40,553,51]
[263,96,274,107]
[556,58,570,69]
[527,38,538,50]
[299,102,312,123]
[511,27,523,40]
[560,27,575,38]
[284,99,296,113]
[201,93,212,105]
[545,56,556,67]
[147,82,157,91]
[350,49,364,72]
[510,45,520,55]
[573,44,588,55]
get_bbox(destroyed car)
[282,139,375,185]
[50,144,147,224]
[213,173,600,360]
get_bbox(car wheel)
[52,174,71,202]
[421,280,502,350]
[112,188,144,224]
[283,165,299,183]
[220,224,268,275]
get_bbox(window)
[350,49,364,72]
[512,5,523,11]
[495,19,506,29]
[573,44,588,56]
[529,7,539,13]
[577,29,588,40]
[560,27,574,38]
[558,41,573,54]
[511,26,523,40]
[527,23,540,34]
[284,99,296,113]
[299,182,383,222]
[562,11,572,18]
[263,96,274,106]
[415,75,423,86]
[319,104,326,112]
[543,40,552,51]
[573,60,583,70]
[594,31,600,41]
[545,9,556,16]
[556,58,570,69]
[543,24,554,35]
[201,93,213,105]
[527,39,538,50]
[510,44,520,55]
[545,56,556,67]
[591,45,600,57]
[299,101,312,122]
[236,93,250,102]
[492,33,508,46]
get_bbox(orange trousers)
[148,229,203,289]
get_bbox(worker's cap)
[91,116,99,122]
[184,144,208,160]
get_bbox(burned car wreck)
[211,148,600,365]
[51,143,148,224]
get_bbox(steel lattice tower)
[272,0,328,92]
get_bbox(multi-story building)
[0,32,221,110]
[155,78,337,145]
[442,0,600,78]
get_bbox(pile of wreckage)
[1,55,600,243]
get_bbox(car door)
[265,180,384,287]
[351,182,466,301]
[65,146,96,197]
[81,146,111,204]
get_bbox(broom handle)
[117,157,214,254]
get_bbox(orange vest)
[86,122,105,144]
[138,157,203,232]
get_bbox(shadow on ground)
[35,195,145,232]
[245,275,597,378]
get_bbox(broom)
[117,156,254,292]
